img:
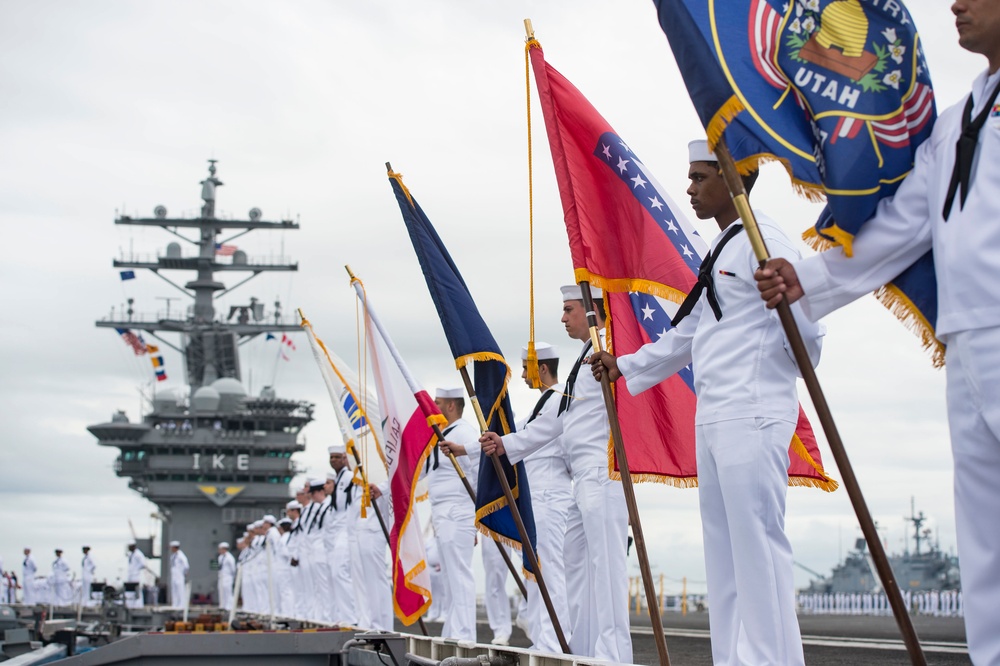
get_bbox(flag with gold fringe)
[352,283,439,625]
[387,169,537,577]
[528,38,837,491]
[652,0,941,364]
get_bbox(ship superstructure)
[87,161,312,603]
[802,499,961,595]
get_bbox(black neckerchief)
[559,341,594,415]
[427,423,459,472]
[672,223,744,326]
[943,78,1000,220]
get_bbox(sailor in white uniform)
[51,549,71,606]
[516,342,573,653]
[168,541,190,609]
[756,4,1000,660]
[482,285,632,663]
[304,477,335,622]
[217,542,236,611]
[125,543,146,608]
[22,548,38,605]
[593,141,822,666]
[326,445,359,625]
[81,546,96,607]
[284,499,307,617]
[349,472,393,631]
[275,517,296,616]
[428,387,481,642]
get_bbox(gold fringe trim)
[414,491,429,503]
[454,351,514,429]
[700,96,829,205]
[574,268,688,304]
[789,433,839,492]
[802,224,855,257]
[803,230,944,368]
[474,525,536,583]
[874,283,945,368]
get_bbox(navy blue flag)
[119,270,136,281]
[654,0,941,364]
[387,169,537,577]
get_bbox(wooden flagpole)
[712,139,927,666]
[581,282,672,666]
[457,366,571,654]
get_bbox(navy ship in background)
[800,499,961,595]
[87,161,312,604]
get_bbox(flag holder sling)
[713,138,927,666]
[458,366,571,654]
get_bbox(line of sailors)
[797,590,964,617]
[8,547,98,607]
[223,442,393,630]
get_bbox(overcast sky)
[0,0,982,598]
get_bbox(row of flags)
[109,0,939,628]
[115,328,167,382]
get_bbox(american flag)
[215,243,237,256]
[116,328,148,356]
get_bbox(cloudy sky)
[0,0,981,597]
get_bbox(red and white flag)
[354,279,441,624]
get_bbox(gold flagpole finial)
[524,19,534,40]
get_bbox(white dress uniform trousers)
[349,486,393,631]
[481,539,513,642]
[51,557,71,605]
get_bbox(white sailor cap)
[252,520,264,528]
[262,515,277,524]
[688,139,716,163]
[169,540,180,547]
[327,443,346,454]
[435,387,464,399]
[560,284,602,302]
[326,470,339,481]
[218,542,230,549]
[278,518,293,527]
[285,500,302,511]
[308,478,326,491]
[521,342,558,361]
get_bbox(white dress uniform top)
[516,381,573,654]
[790,68,1000,666]
[618,209,822,666]
[81,551,96,607]
[51,554,71,605]
[217,546,237,611]
[349,480,393,631]
[326,466,359,625]
[125,547,146,608]
[427,413,481,642]
[169,544,190,608]
[501,325,632,663]
[22,553,38,605]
